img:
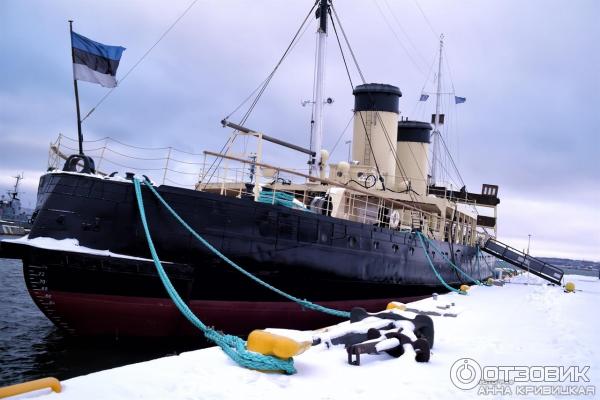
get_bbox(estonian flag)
[454,96,466,104]
[71,32,125,88]
[419,94,429,102]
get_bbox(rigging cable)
[329,8,387,190]
[438,133,479,216]
[409,55,437,118]
[330,3,366,84]
[438,121,465,187]
[331,3,420,203]
[329,114,354,156]
[443,49,462,173]
[210,33,316,185]
[81,0,200,123]
[411,0,439,39]
[372,0,428,77]
[200,1,319,188]
[382,0,430,67]
[331,2,418,198]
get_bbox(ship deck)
[10,273,599,399]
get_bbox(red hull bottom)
[30,290,428,337]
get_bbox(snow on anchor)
[245,305,437,368]
[133,177,440,373]
[318,307,434,366]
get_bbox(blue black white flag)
[71,32,125,88]
[419,94,429,101]
[454,96,466,104]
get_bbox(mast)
[10,174,22,200]
[309,0,329,177]
[69,20,84,156]
[430,34,444,186]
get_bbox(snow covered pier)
[11,274,599,399]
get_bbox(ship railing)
[200,151,484,246]
[48,134,312,191]
[47,135,481,246]
[49,134,215,188]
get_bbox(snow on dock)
[12,274,599,399]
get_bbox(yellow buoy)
[486,278,493,286]
[565,282,576,293]
[0,377,61,399]
[460,284,470,292]
[386,301,407,311]
[247,330,311,360]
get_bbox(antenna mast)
[309,0,329,177]
[430,34,444,186]
[10,173,23,200]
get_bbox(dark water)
[0,238,204,386]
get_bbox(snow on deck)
[3,236,170,263]
[13,274,600,399]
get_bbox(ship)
[0,174,32,236]
[0,1,504,337]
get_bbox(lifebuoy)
[389,209,401,229]
[62,154,96,174]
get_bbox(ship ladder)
[482,238,563,285]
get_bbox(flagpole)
[68,20,84,156]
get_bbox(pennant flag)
[419,94,429,102]
[71,32,125,88]
[454,96,466,104]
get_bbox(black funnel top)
[397,120,432,143]
[353,83,402,113]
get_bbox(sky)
[0,0,598,260]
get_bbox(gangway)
[482,238,564,285]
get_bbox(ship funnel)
[351,83,402,189]
[396,120,431,195]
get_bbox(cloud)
[499,194,600,261]
[0,0,598,260]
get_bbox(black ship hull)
[1,172,490,336]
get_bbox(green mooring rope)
[133,178,296,374]
[416,232,467,295]
[418,233,482,286]
[137,178,350,320]
[476,245,495,278]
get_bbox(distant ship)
[0,174,31,236]
[1,0,510,337]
